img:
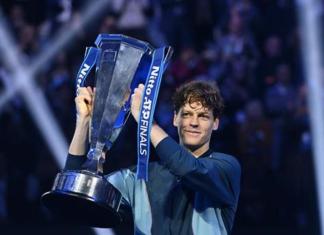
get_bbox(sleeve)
[63,154,87,170]
[107,169,153,230]
[155,137,241,207]
[106,169,136,206]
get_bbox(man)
[65,80,241,235]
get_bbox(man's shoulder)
[210,152,237,160]
[209,152,241,170]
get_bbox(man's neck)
[183,143,210,158]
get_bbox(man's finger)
[86,86,93,95]
[77,87,90,96]
[75,94,92,104]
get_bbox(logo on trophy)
[41,34,173,227]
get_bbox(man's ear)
[213,118,219,131]
[173,111,178,127]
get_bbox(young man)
[66,80,241,235]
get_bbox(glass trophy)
[41,34,173,227]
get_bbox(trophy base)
[41,170,123,228]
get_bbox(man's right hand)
[75,86,94,121]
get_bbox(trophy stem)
[83,142,106,174]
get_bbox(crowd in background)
[0,0,319,234]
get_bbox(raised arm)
[155,136,241,207]
[68,87,93,155]
[64,87,94,170]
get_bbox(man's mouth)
[184,130,201,136]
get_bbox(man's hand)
[130,83,168,147]
[131,84,145,123]
[75,86,94,121]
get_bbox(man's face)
[173,101,219,154]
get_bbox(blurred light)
[296,0,324,234]
[0,1,115,234]
[94,227,115,235]
[0,0,111,112]
[0,12,68,168]
[29,0,110,76]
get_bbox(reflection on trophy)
[41,34,173,227]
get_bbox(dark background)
[0,0,319,234]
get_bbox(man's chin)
[183,142,203,152]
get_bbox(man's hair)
[172,80,224,118]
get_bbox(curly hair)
[172,80,224,118]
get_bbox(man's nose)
[189,116,199,127]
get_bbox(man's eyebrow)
[182,108,211,114]
[181,109,192,113]
[198,111,211,115]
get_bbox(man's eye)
[200,115,210,120]
[182,112,190,117]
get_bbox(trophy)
[41,34,173,227]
